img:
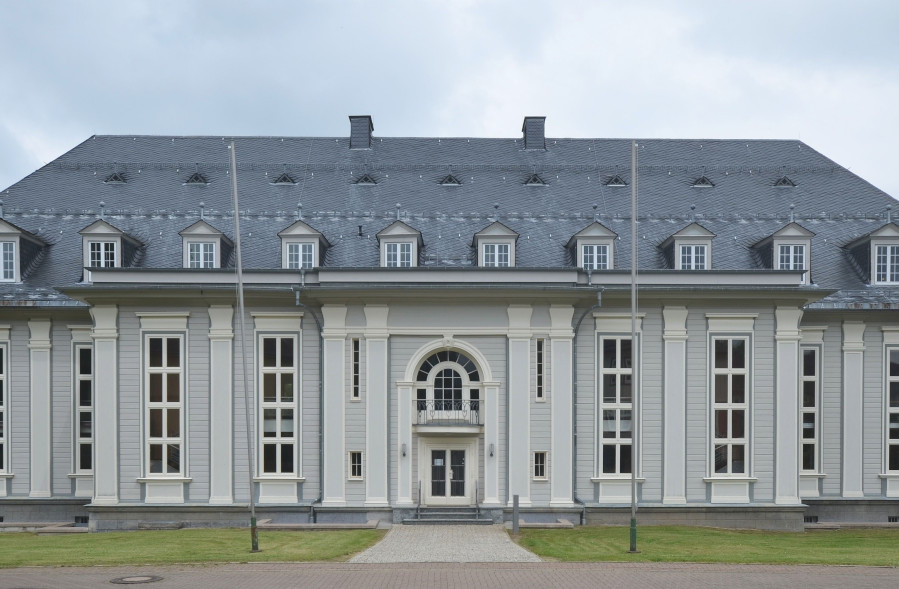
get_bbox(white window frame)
[711,336,750,475]
[349,450,363,480]
[187,241,216,269]
[482,243,511,267]
[259,334,299,476]
[679,244,707,270]
[144,334,185,477]
[74,344,93,474]
[351,338,361,400]
[778,243,807,284]
[89,240,117,268]
[800,346,820,473]
[0,343,6,474]
[286,242,316,270]
[0,241,15,282]
[533,451,547,480]
[874,244,899,285]
[385,242,413,267]
[581,243,610,270]
[535,338,545,401]
[887,346,899,473]
[598,336,634,475]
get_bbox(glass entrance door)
[431,449,466,498]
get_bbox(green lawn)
[515,526,899,566]
[0,528,385,568]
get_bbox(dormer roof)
[277,219,331,247]
[179,220,233,246]
[659,222,716,249]
[752,222,815,249]
[565,221,618,249]
[0,217,46,246]
[471,221,519,247]
[844,222,899,249]
[78,219,142,246]
[376,220,423,246]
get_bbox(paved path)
[348,524,542,562]
[2,562,898,589]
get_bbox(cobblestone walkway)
[348,524,542,563]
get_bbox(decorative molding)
[706,313,757,332]
[594,312,645,333]
[251,311,302,332]
[136,312,189,331]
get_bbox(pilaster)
[507,305,532,506]
[842,321,866,498]
[549,305,574,507]
[28,319,52,498]
[662,306,688,504]
[208,305,234,505]
[321,305,347,506]
[364,305,389,506]
[775,307,803,505]
[90,305,119,505]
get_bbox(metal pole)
[512,494,520,534]
[629,140,639,553]
[230,141,259,552]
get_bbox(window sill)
[67,473,93,478]
[591,476,645,483]
[0,473,13,479]
[800,473,827,478]
[878,473,899,478]
[253,476,306,483]
[137,477,192,483]
[533,477,548,482]
[702,476,758,483]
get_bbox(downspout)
[572,280,603,526]
[293,270,324,523]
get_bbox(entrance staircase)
[403,505,493,525]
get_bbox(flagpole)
[230,141,259,552]
[629,139,640,553]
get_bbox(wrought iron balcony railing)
[414,399,482,426]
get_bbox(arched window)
[414,350,481,425]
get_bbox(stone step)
[417,511,481,518]
[403,518,494,525]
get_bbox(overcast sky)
[2,0,898,200]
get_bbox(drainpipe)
[293,270,324,522]
[571,285,603,525]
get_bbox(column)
[842,321,865,498]
[483,381,501,505]
[775,307,803,504]
[507,305,532,506]
[662,306,688,504]
[28,319,51,498]
[90,306,118,504]
[208,305,234,505]
[549,305,574,507]
[396,381,413,506]
[321,305,347,506]
[364,305,389,506]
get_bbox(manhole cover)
[110,576,163,584]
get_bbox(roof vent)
[104,172,126,184]
[525,173,546,186]
[355,173,377,185]
[692,175,715,188]
[522,116,546,150]
[440,174,462,186]
[272,173,296,185]
[349,115,374,149]
[774,176,796,187]
[605,174,627,187]
[185,172,208,185]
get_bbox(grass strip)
[0,528,385,568]
[515,526,899,566]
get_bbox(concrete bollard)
[512,494,519,534]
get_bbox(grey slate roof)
[1,130,897,307]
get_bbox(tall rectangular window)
[800,347,819,472]
[75,345,93,473]
[146,336,183,475]
[0,242,14,281]
[582,244,609,270]
[712,337,749,474]
[89,241,116,268]
[534,452,547,479]
[535,338,545,400]
[679,244,706,270]
[188,242,216,268]
[483,243,510,267]
[779,244,807,283]
[386,242,412,267]
[875,245,899,284]
[887,348,899,472]
[349,451,363,479]
[599,337,633,475]
[287,243,315,269]
[260,336,297,475]
[0,346,6,472]
[351,338,360,399]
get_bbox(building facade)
[0,116,897,531]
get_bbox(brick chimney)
[522,116,546,150]
[349,115,374,149]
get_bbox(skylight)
[774,176,796,188]
[355,174,377,185]
[272,173,296,185]
[605,174,627,187]
[692,175,715,188]
[525,173,546,186]
[104,172,126,184]
[440,174,462,186]
[185,172,208,185]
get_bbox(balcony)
[414,399,483,435]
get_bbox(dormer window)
[753,222,814,284]
[0,218,45,283]
[179,220,232,269]
[0,242,14,281]
[845,222,899,285]
[79,219,140,273]
[660,222,715,271]
[778,244,806,272]
[483,243,510,267]
[473,221,518,268]
[567,222,617,270]
[279,220,329,270]
[377,220,422,268]
[90,241,117,268]
[875,245,899,283]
